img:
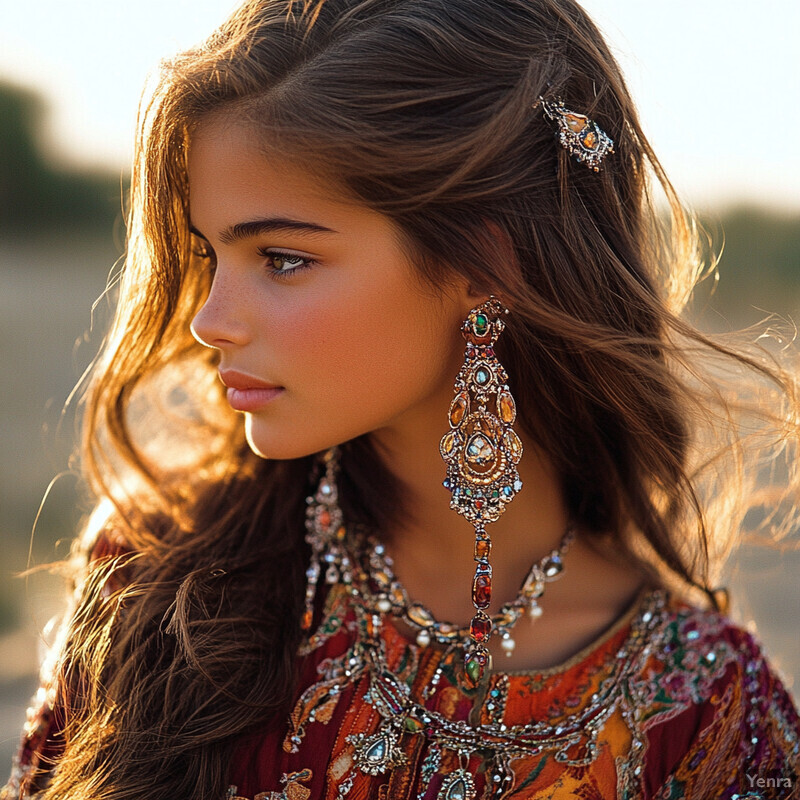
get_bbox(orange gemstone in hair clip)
[537,97,615,171]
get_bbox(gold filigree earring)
[439,296,522,686]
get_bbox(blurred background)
[1,0,799,771]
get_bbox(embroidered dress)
[3,584,799,799]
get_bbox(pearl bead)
[416,630,431,647]
[376,597,392,613]
[530,603,543,618]
[501,636,516,655]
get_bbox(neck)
[368,399,571,624]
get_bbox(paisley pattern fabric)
[3,585,799,799]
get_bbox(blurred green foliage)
[696,208,800,327]
[0,82,126,236]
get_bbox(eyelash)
[190,241,316,281]
[256,248,317,280]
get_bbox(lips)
[219,369,281,391]
[219,370,284,412]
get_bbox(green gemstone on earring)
[474,313,489,335]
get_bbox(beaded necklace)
[364,526,574,656]
[301,448,574,677]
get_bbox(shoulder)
[634,591,800,798]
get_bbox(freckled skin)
[189,117,476,460]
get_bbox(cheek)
[273,281,461,417]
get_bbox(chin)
[244,417,343,461]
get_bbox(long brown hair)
[39,0,798,797]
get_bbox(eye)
[258,248,316,279]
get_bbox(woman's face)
[188,117,479,460]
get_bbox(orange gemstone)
[374,570,391,588]
[583,130,597,149]
[504,429,522,462]
[440,430,457,458]
[474,538,491,560]
[565,113,586,133]
[319,509,331,528]
[301,608,313,630]
[449,393,468,427]
[498,390,516,424]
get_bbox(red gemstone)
[470,613,492,643]
[486,347,494,356]
[319,509,331,528]
[473,572,492,609]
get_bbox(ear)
[450,272,491,316]
[460,218,518,310]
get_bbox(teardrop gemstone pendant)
[437,768,477,800]
[349,725,406,775]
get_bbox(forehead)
[186,116,371,236]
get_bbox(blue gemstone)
[445,778,467,800]
[365,738,387,761]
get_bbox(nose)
[190,271,250,349]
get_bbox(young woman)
[4,0,799,798]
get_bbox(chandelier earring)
[439,295,523,686]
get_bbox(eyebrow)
[189,216,339,244]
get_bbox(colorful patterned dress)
[4,584,799,799]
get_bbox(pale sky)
[1,0,799,211]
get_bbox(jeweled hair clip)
[537,96,614,171]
